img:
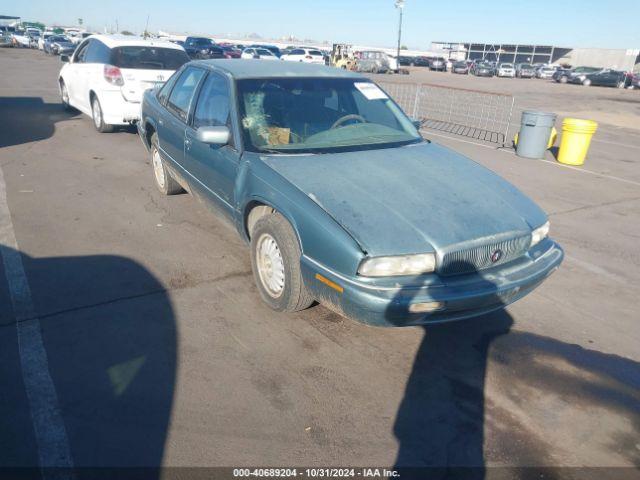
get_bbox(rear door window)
[85,40,111,63]
[167,67,206,121]
[110,47,190,70]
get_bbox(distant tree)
[120,30,135,36]
[400,45,408,50]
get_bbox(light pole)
[395,0,404,63]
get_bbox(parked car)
[248,44,281,58]
[451,61,469,74]
[536,65,557,79]
[553,66,600,84]
[515,64,535,78]
[38,32,53,50]
[411,56,431,67]
[58,34,190,132]
[44,35,75,55]
[497,62,515,77]
[183,37,224,59]
[471,61,495,77]
[280,48,325,64]
[0,32,12,48]
[397,55,413,66]
[573,69,629,88]
[356,50,391,73]
[137,60,562,326]
[219,45,241,59]
[11,32,31,48]
[629,73,640,89]
[241,48,279,60]
[429,57,446,71]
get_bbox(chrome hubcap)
[152,148,165,189]
[61,84,68,104]
[93,100,101,128]
[256,233,285,298]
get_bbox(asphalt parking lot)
[1,48,639,475]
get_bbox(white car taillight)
[103,64,124,86]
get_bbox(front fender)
[238,158,365,277]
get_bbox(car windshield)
[237,77,421,154]
[520,64,533,69]
[309,50,323,56]
[256,49,273,56]
[192,38,213,45]
[501,63,514,68]
[51,36,69,42]
[110,46,190,70]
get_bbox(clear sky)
[13,0,640,49]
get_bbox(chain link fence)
[377,81,515,145]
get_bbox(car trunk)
[119,68,175,103]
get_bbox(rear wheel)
[250,212,314,312]
[617,80,626,89]
[91,96,114,133]
[559,76,568,84]
[150,133,183,195]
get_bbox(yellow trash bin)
[558,118,598,166]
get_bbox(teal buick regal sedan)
[138,60,563,327]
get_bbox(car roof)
[87,34,184,50]
[192,59,363,79]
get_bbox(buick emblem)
[491,249,503,263]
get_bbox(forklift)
[330,43,357,70]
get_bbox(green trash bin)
[516,111,557,159]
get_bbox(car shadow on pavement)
[0,97,79,148]
[388,265,640,478]
[0,247,176,478]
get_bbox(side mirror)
[60,54,69,62]
[196,126,230,145]
[411,118,425,130]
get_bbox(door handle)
[184,138,191,150]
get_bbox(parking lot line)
[425,130,640,188]
[0,165,73,476]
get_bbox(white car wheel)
[256,233,286,299]
[152,148,166,190]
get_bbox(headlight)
[530,221,550,248]
[358,253,436,277]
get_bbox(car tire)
[617,81,626,89]
[559,76,568,84]
[150,133,183,195]
[91,96,114,133]
[59,80,73,111]
[582,79,591,86]
[250,212,314,313]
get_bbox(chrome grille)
[438,233,531,276]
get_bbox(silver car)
[356,50,390,74]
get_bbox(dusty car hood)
[261,141,547,257]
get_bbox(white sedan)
[241,48,279,60]
[58,34,189,132]
[280,48,325,64]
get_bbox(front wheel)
[91,96,114,133]
[250,212,314,312]
[582,78,592,86]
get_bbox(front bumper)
[301,238,563,327]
